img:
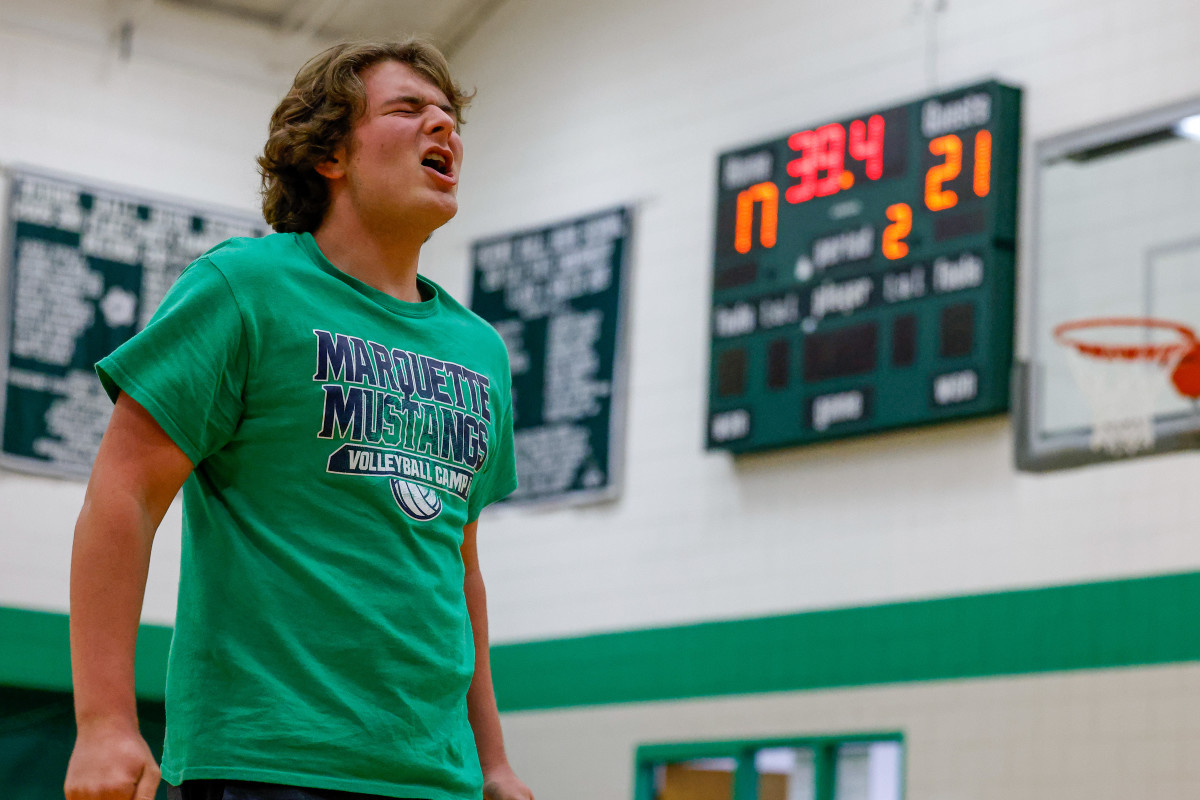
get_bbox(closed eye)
[383,95,456,126]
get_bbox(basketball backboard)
[1016,98,1200,471]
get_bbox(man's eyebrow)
[384,95,455,116]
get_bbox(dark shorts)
[168,780,423,800]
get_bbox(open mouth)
[421,151,451,176]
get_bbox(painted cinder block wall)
[431,0,1200,797]
[438,0,1200,645]
[0,0,296,622]
[3,0,1200,797]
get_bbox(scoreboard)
[706,81,1021,453]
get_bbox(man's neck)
[312,212,427,303]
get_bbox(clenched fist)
[64,720,160,800]
[483,763,534,800]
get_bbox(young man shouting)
[64,40,532,800]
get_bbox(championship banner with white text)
[469,207,632,506]
[0,167,268,477]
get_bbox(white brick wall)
[424,0,1200,644]
[496,664,1200,800]
[2,0,1199,639]
[4,1,1200,797]
[0,0,295,622]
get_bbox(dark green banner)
[470,207,631,505]
[1,168,267,477]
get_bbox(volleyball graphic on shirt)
[390,478,443,521]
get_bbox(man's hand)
[64,719,160,800]
[483,763,534,800]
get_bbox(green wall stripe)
[490,571,1200,711]
[0,608,171,701]
[4,571,1199,710]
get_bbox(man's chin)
[419,206,457,243]
[427,199,459,227]
[378,194,457,240]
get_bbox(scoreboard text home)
[706,81,1021,452]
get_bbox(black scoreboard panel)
[706,81,1021,452]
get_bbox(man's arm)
[462,520,534,800]
[64,392,194,800]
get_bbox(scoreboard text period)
[707,81,1021,452]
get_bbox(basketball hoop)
[1054,317,1200,456]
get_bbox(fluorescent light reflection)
[1174,114,1200,141]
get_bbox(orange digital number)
[882,203,912,260]
[925,134,962,211]
[974,129,992,197]
[734,181,778,254]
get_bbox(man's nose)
[424,106,456,136]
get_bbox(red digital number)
[786,124,848,204]
[849,114,885,180]
[815,123,847,197]
[785,130,818,204]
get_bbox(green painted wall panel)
[489,571,1200,711]
[0,608,171,700]
[3,571,1198,711]
[0,687,168,800]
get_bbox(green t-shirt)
[96,232,517,799]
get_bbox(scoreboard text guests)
[707,81,1021,452]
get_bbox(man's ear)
[315,145,347,180]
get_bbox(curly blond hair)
[258,39,474,233]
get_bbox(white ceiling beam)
[106,0,156,61]
[281,0,346,37]
[262,0,348,75]
[443,0,511,58]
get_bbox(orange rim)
[1053,317,1199,362]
